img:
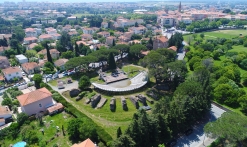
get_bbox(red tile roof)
[17,87,52,106]
[71,138,96,147]
[2,67,21,75]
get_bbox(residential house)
[82,27,99,35]
[114,31,123,38]
[17,87,55,116]
[0,56,10,69]
[106,36,116,46]
[168,46,178,52]
[153,36,168,50]
[0,46,10,55]
[23,37,38,45]
[118,35,130,43]
[54,58,68,70]
[67,16,77,21]
[101,22,108,28]
[2,67,22,81]
[45,27,57,34]
[97,31,110,38]
[71,138,98,147]
[38,49,60,59]
[15,54,28,64]
[62,25,72,32]
[81,34,92,41]
[0,34,12,40]
[52,34,62,40]
[21,62,40,75]
[0,106,12,126]
[26,43,38,50]
[25,28,37,37]
[39,34,53,42]
[157,16,176,26]
[68,31,78,36]
[128,26,147,35]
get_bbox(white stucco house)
[0,106,12,126]
[17,87,55,116]
[15,54,28,64]
[2,66,22,81]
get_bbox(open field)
[121,64,146,78]
[4,112,74,147]
[62,90,155,138]
[183,29,247,42]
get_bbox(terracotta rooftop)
[24,37,38,41]
[28,43,38,49]
[38,49,60,55]
[39,34,53,39]
[2,67,21,75]
[0,106,11,115]
[21,62,39,70]
[71,138,96,147]
[155,36,168,43]
[47,103,64,113]
[17,87,52,106]
[25,28,35,32]
[168,46,177,52]
[54,58,68,67]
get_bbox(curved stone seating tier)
[92,72,148,92]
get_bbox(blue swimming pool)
[13,141,26,147]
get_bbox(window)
[16,72,19,75]
[9,74,11,77]
[39,104,42,107]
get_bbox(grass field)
[183,29,247,42]
[4,112,74,147]
[62,89,154,138]
[121,65,146,78]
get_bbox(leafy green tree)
[78,75,91,90]
[25,50,37,59]
[113,44,130,58]
[139,51,164,84]
[135,22,139,27]
[204,112,247,146]
[33,74,42,89]
[240,59,247,70]
[67,118,83,140]
[17,113,29,126]
[108,52,116,70]
[200,33,205,39]
[188,56,201,71]
[130,44,147,58]
[43,62,55,74]
[1,98,13,109]
[113,134,136,147]
[61,51,75,59]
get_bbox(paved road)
[175,104,225,147]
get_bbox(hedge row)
[42,83,113,146]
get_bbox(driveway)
[175,104,225,147]
[48,80,78,94]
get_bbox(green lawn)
[4,112,74,147]
[62,90,155,138]
[229,45,247,52]
[121,65,146,78]
[183,29,247,42]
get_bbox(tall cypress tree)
[108,52,116,70]
[117,127,122,138]
[74,42,79,57]
[112,39,116,46]
[45,43,53,63]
